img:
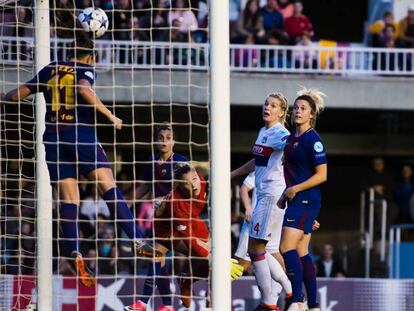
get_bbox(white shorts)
[235,196,285,261]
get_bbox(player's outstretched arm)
[1,85,32,102]
[231,159,255,179]
[78,79,123,129]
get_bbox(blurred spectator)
[168,0,198,34]
[58,258,76,276]
[113,0,134,40]
[398,4,414,47]
[293,31,317,69]
[316,244,346,278]
[137,202,154,237]
[362,157,397,238]
[230,0,242,40]
[263,30,290,68]
[20,222,35,275]
[80,184,110,226]
[394,164,414,223]
[362,157,394,201]
[50,0,77,38]
[377,24,403,48]
[260,0,284,34]
[86,248,98,274]
[284,0,313,44]
[234,34,259,67]
[372,24,410,72]
[275,0,294,19]
[368,10,399,47]
[237,0,265,42]
[140,0,169,41]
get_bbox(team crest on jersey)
[262,136,268,143]
[161,168,167,176]
[85,71,94,80]
[314,141,324,152]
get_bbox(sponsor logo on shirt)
[252,144,273,156]
[286,218,295,222]
[253,145,264,154]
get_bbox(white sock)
[265,252,292,295]
[252,253,273,304]
[271,279,283,305]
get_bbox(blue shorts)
[43,128,111,181]
[283,203,320,234]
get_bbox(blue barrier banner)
[2,275,414,310]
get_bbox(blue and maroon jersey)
[283,128,327,207]
[142,153,188,197]
[25,61,96,134]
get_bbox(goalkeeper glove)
[230,258,244,281]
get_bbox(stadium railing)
[1,36,414,76]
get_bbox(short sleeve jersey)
[252,123,290,196]
[25,61,96,134]
[284,128,327,207]
[142,153,188,197]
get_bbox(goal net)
[1,0,213,309]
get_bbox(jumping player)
[0,34,160,287]
[231,93,292,311]
[278,88,327,311]
[126,124,187,311]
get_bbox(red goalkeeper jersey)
[154,176,209,257]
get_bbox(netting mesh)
[1,0,210,309]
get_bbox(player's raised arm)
[77,79,123,129]
[1,85,33,102]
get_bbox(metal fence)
[2,36,414,76]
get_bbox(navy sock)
[141,263,158,303]
[282,250,303,302]
[102,187,143,239]
[301,254,317,308]
[59,203,79,254]
[157,265,172,305]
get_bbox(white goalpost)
[1,0,231,309]
[34,0,53,310]
[210,0,231,309]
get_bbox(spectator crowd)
[2,0,414,71]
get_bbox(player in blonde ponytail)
[294,87,326,128]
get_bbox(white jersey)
[252,123,289,196]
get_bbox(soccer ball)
[78,7,109,38]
